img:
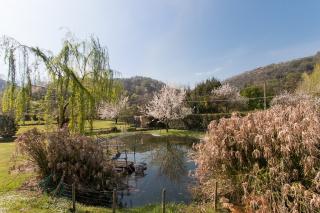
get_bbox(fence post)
[214,181,218,212]
[162,188,166,213]
[133,145,136,163]
[125,150,128,167]
[112,188,117,213]
[72,182,76,213]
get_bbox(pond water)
[108,133,199,208]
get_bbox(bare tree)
[145,85,192,132]
[98,96,128,124]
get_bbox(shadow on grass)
[0,136,16,143]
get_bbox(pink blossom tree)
[98,96,128,124]
[145,85,192,132]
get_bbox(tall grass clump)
[194,97,320,212]
[16,128,117,190]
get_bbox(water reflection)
[107,134,198,207]
[151,141,187,183]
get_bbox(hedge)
[168,112,248,130]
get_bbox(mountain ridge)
[224,52,320,90]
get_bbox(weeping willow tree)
[297,64,320,96]
[0,35,119,133]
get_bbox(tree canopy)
[145,85,192,132]
[297,64,320,96]
[240,85,264,110]
[187,77,221,113]
[0,35,119,133]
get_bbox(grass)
[98,129,205,140]
[17,124,53,135]
[16,120,205,139]
[0,191,192,213]
[0,140,32,193]
[87,120,128,130]
[0,190,219,212]
[142,129,205,139]
[17,120,130,135]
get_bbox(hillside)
[224,52,320,92]
[116,76,165,113]
[0,76,163,103]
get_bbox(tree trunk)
[166,119,169,132]
[115,118,118,124]
[58,103,69,129]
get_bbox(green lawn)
[0,141,32,193]
[142,129,205,139]
[17,120,130,135]
[87,120,128,130]
[17,124,54,135]
[0,190,191,212]
[17,120,205,139]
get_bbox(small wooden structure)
[97,136,147,175]
[113,160,135,174]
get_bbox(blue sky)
[1,0,320,87]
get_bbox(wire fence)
[43,179,170,213]
[57,183,114,207]
[49,180,221,213]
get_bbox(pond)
[108,133,199,208]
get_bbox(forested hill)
[224,52,320,91]
[116,76,165,105]
[0,76,163,105]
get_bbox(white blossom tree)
[270,91,313,107]
[145,85,192,132]
[98,96,128,124]
[212,83,247,112]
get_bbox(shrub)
[194,98,320,212]
[0,114,18,138]
[168,113,247,130]
[109,127,118,132]
[15,129,49,176]
[16,128,117,190]
[126,127,136,132]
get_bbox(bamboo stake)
[112,188,117,213]
[214,181,218,212]
[72,183,76,213]
[162,188,166,213]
